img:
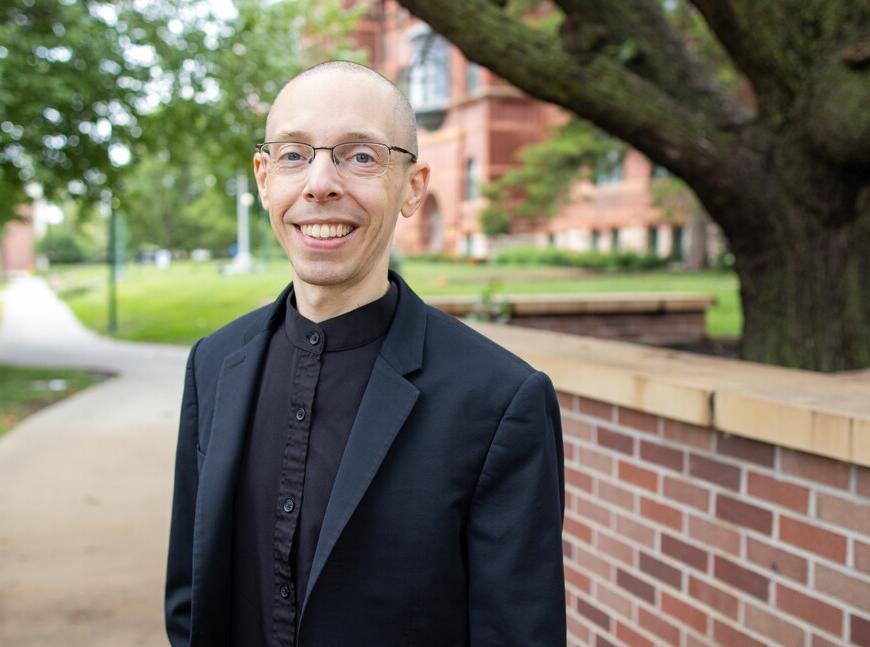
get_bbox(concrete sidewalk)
[0,275,189,646]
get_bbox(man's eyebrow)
[270,130,388,143]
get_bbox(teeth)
[300,223,354,239]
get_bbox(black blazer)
[165,269,566,647]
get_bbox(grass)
[0,365,104,437]
[44,259,742,345]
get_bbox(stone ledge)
[426,292,715,316]
[466,321,870,467]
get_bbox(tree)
[397,0,870,371]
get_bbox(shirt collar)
[284,279,398,353]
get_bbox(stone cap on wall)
[466,321,870,468]
[427,292,716,316]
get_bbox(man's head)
[254,61,429,295]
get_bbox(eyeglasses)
[256,141,417,179]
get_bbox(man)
[165,60,566,647]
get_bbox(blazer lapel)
[190,285,290,643]
[299,270,428,625]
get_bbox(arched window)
[407,26,450,114]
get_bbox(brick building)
[352,1,718,262]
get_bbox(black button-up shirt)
[230,279,398,646]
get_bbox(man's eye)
[281,152,303,161]
[353,153,373,164]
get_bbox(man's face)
[254,71,428,292]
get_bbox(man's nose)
[303,149,343,202]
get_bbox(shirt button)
[295,407,306,421]
[308,332,320,345]
[279,584,290,599]
[283,497,295,513]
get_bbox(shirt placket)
[271,332,322,646]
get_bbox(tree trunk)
[734,207,870,371]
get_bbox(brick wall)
[558,391,870,647]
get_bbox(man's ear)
[253,152,269,210]
[400,162,430,218]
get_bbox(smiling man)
[165,61,566,647]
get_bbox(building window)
[611,228,620,251]
[547,232,555,247]
[590,229,600,251]
[408,29,450,113]
[465,158,478,201]
[594,149,625,186]
[648,225,658,254]
[466,62,480,96]
[672,226,684,260]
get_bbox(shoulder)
[189,300,276,379]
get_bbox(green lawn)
[0,365,104,436]
[45,259,742,345]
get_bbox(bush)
[492,246,668,271]
[36,228,87,264]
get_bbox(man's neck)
[293,272,391,323]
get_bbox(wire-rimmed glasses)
[256,141,417,179]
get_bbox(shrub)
[492,246,668,271]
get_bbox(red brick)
[662,419,714,450]
[563,440,577,462]
[857,466,870,498]
[689,575,739,619]
[716,493,773,534]
[688,514,741,555]
[617,406,659,434]
[563,415,595,441]
[578,446,613,475]
[776,583,843,634]
[616,568,655,604]
[576,495,612,528]
[817,492,870,535]
[811,635,840,647]
[661,533,708,572]
[663,476,709,511]
[815,564,870,613]
[640,551,682,590]
[597,480,635,512]
[661,592,707,633]
[779,515,847,563]
[713,620,766,647]
[689,454,741,491]
[616,620,654,647]
[595,635,616,647]
[566,465,593,492]
[596,532,634,566]
[565,506,596,538]
[614,513,656,549]
[618,461,658,492]
[563,539,572,559]
[597,426,634,455]
[640,497,683,531]
[746,537,808,583]
[852,615,870,647]
[639,440,684,472]
[565,563,592,593]
[595,581,633,619]
[747,471,810,514]
[855,540,870,575]
[638,608,680,646]
[576,597,611,630]
[567,612,590,643]
[714,555,769,601]
[781,448,851,490]
[578,396,613,421]
[575,545,614,580]
[717,434,775,467]
[557,391,578,412]
[744,602,805,647]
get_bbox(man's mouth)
[298,223,356,240]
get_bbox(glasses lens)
[333,143,389,177]
[267,143,313,172]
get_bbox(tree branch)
[397,0,735,180]
[553,0,749,127]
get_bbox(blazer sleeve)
[165,339,202,647]
[466,370,566,646]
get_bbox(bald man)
[165,61,566,647]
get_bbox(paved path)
[0,275,189,646]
